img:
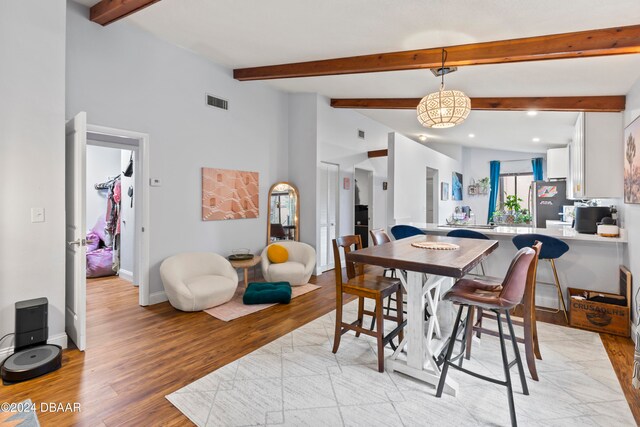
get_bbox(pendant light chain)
[416,47,470,128]
[440,48,447,91]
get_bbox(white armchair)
[261,241,316,286]
[160,252,238,311]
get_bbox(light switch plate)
[31,207,45,223]
[149,178,162,187]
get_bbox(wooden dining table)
[346,234,498,396]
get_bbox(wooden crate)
[568,266,632,337]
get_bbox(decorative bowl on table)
[228,248,254,261]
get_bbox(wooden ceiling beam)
[234,25,640,81]
[368,149,389,158]
[331,96,626,112]
[90,0,162,26]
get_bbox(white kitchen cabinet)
[547,146,569,179]
[567,112,623,199]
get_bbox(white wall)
[287,93,318,250]
[623,76,640,330]
[86,145,121,229]
[67,2,289,300]
[424,141,464,162]
[388,133,462,225]
[316,97,392,240]
[0,0,67,349]
[462,147,547,224]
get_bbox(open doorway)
[426,167,439,224]
[354,168,373,248]
[85,143,136,284]
[85,126,150,307]
[65,112,149,351]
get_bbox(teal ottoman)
[243,282,292,305]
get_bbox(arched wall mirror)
[267,182,299,244]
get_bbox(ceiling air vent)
[358,129,365,139]
[206,94,228,111]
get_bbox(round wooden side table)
[229,255,262,287]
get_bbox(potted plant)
[499,195,520,224]
[504,195,523,213]
[478,177,490,194]
[516,209,532,225]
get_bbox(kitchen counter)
[398,222,626,308]
[407,223,627,244]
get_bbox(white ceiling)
[76,0,640,152]
[361,110,578,153]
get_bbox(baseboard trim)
[0,333,68,359]
[119,269,134,283]
[149,291,168,305]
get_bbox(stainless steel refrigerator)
[529,180,570,228]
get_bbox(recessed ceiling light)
[418,135,427,142]
[468,133,475,138]
[527,110,538,117]
[532,137,541,142]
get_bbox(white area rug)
[168,300,635,426]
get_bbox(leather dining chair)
[436,247,536,427]
[369,228,392,246]
[332,235,406,372]
[467,241,543,381]
[270,223,287,240]
[368,229,404,333]
[369,229,395,279]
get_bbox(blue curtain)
[532,157,544,181]
[488,161,501,222]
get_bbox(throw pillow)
[243,282,292,305]
[267,244,288,264]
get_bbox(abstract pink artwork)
[202,168,259,221]
[625,115,640,204]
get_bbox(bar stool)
[466,241,543,381]
[390,225,425,240]
[512,234,569,323]
[446,229,490,276]
[436,247,536,427]
[332,235,406,372]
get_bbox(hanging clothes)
[105,177,122,272]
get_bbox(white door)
[65,112,87,351]
[319,163,339,272]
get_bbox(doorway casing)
[86,124,151,307]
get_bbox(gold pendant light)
[417,49,471,128]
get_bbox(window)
[499,173,534,210]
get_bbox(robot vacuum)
[1,344,62,384]
[1,297,63,385]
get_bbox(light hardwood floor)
[0,273,638,426]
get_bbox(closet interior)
[85,144,135,283]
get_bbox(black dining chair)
[446,229,490,276]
